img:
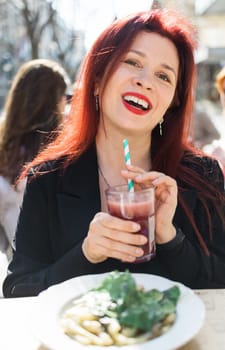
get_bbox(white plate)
[30,273,205,350]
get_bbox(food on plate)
[61,270,180,346]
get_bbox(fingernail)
[135,248,143,256]
[133,223,140,231]
[140,236,148,244]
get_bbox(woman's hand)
[121,165,177,244]
[82,212,147,263]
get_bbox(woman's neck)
[96,129,151,187]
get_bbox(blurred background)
[0,0,225,137]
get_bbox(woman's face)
[97,31,179,135]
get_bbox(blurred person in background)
[192,105,220,149]
[203,67,225,176]
[0,58,70,295]
[216,66,225,115]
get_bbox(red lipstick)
[122,92,152,116]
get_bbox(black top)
[3,144,225,297]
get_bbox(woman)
[3,9,225,297]
[0,59,69,294]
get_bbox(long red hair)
[22,9,225,254]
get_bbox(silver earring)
[159,118,164,136]
[95,95,99,111]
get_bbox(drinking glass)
[105,185,155,263]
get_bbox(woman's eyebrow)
[129,49,145,57]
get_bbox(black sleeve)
[157,158,225,289]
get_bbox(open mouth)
[122,93,152,115]
[123,95,150,111]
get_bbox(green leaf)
[163,286,180,305]
[94,270,137,304]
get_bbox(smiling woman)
[96,31,179,133]
[3,8,225,298]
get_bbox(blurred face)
[97,32,179,135]
[220,78,225,113]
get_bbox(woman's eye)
[124,59,140,68]
[157,72,171,83]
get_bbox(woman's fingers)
[93,235,144,262]
[121,166,153,188]
[92,212,140,232]
[121,168,177,199]
[82,212,147,263]
[90,213,147,246]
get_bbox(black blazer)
[3,145,225,297]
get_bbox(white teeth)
[123,95,149,109]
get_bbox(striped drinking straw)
[123,139,134,192]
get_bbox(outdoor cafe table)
[0,289,224,350]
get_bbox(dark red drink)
[106,187,155,263]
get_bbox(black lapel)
[56,144,101,244]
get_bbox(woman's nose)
[132,74,154,91]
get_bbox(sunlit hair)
[22,9,225,254]
[0,58,69,184]
[216,66,225,93]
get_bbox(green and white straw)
[123,139,134,192]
